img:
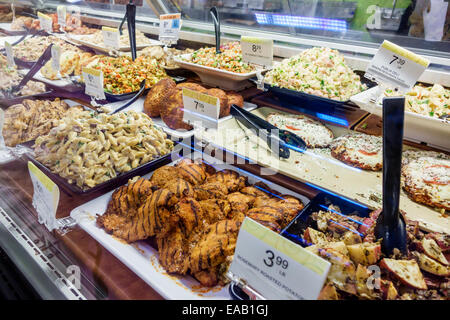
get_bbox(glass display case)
[0,0,449,301]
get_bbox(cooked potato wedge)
[418,238,449,266]
[414,252,450,277]
[347,242,381,266]
[380,258,427,290]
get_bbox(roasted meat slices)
[163,178,194,198]
[199,199,231,225]
[157,226,189,274]
[206,170,247,193]
[194,182,229,200]
[150,166,180,188]
[176,159,207,185]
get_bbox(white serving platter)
[70,151,310,300]
[105,96,258,140]
[173,53,269,91]
[66,34,163,53]
[18,69,81,88]
[351,86,450,151]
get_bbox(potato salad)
[265,47,367,101]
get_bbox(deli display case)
[0,0,449,301]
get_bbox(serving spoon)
[374,96,407,255]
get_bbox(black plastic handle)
[15,43,53,91]
[126,1,137,61]
[209,7,221,54]
[230,105,290,159]
[111,79,146,114]
[382,97,405,227]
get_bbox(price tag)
[229,218,331,300]
[365,40,430,91]
[159,13,181,42]
[182,88,220,129]
[38,12,53,33]
[57,5,66,27]
[102,26,120,49]
[28,161,60,231]
[82,67,105,100]
[4,41,15,68]
[51,45,61,72]
[241,36,273,68]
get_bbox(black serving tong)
[118,0,137,60]
[374,97,407,256]
[209,7,221,54]
[110,79,146,114]
[230,105,307,159]
[4,44,52,98]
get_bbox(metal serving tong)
[230,105,307,159]
[3,44,52,98]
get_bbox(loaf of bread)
[144,78,177,117]
[226,91,244,109]
[160,87,193,130]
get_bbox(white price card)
[82,67,105,100]
[51,45,61,72]
[57,5,66,27]
[38,12,53,33]
[159,13,181,42]
[102,26,120,49]
[182,87,220,129]
[365,40,430,91]
[4,41,15,68]
[229,217,331,300]
[241,36,273,68]
[28,161,60,231]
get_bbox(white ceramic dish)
[70,152,310,300]
[173,53,269,91]
[351,86,450,151]
[66,34,163,53]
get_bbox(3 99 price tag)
[365,40,430,91]
[38,12,53,33]
[182,88,219,129]
[102,26,120,49]
[241,36,273,68]
[159,13,181,42]
[28,161,60,231]
[4,41,15,68]
[229,218,330,300]
[82,67,105,100]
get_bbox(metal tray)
[20,140,177,196]
[254,70,377,106]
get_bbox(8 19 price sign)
[241,36,273,68]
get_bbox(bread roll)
[176,82,207,93]
[144,78,176,117]
[160,88,193,130]
[206,88,229,118]
[226,91,244,109]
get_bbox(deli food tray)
[66,34,163,53]
[69,151,311,299]
[173,53,270,91]
[350,86,450,151]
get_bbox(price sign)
[159,13,181,42]
[182,88,220,129]
[82,67,105,100]
[4,41,15,68]
[28,161,60,231]
[365,40,430,91]
[229,218,331,300]
[57,5,66,27]
[102,26,120,49]
[51,45,61,72]
[38,12,53,33]
[241,36,273,68]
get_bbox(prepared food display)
[96,158,305,287]
[144,79,244,130]
[402,156,450,212]
[181,41,256,74]
[139,46,194,69]
[40,51,96,80]
[383,84,449,120]
[2,99,80,147]
[267,112,334,148]
[78,29,152,47]
[13,35,83,62]
[33,110,174,190]
[264,47,367,101]
[330,132,383,171]
[89,55,167,94]
[293,206,449,300]
[10,14,97,34]
[0,54,46,98]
